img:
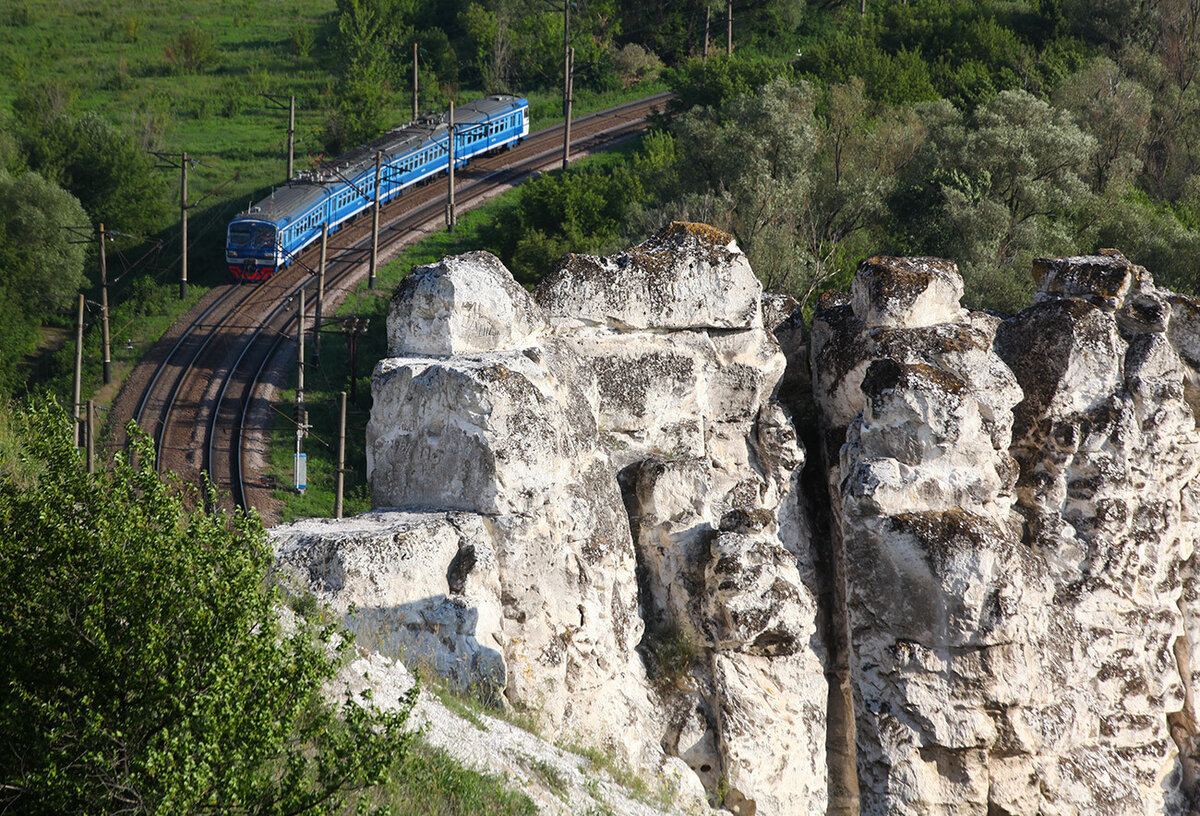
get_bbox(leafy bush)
[163,25,219,74]
[0,402,414,815]
[290,22,316,57]
[611,43,662,87]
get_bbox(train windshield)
[228,223,275,248]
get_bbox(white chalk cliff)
[272,226,1200,816]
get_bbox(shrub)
[612,43,662,87]
[164,26,219,74]
[0,402,414,815]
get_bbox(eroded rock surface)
[812,250,1200,816]
[273,230,1200,816]
[273,223,826,816]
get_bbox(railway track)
[108,93,670,518]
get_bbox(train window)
[229,224,252,245]
[251,225,274,248]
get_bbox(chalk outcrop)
[273,228,1200,816]
[273,223,827,816]
[811,250,1200,816]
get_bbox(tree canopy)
[0,402,414,815]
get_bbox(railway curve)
[106,93,671,520]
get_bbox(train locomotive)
[225,94,529,281]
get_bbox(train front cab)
[226,220,279,282]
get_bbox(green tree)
[664,77,923,309]
[1055,57,1152,192]
[0,402,414,815]
[11,85,167,236]
[0,169,88,394]
[898,90,1097,310]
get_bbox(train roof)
[234,95,527,224]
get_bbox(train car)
[225,94,529,281]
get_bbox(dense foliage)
[455,0,1200,312]
[0,402,414,815]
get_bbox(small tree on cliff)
[0,401,413,815]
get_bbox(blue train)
[225,94,529,281]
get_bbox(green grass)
[375,737,539,816]
[1,0,665,413]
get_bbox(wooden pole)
[413,43,419,121]
[727,0,733,56]
[369,151,381,289]
[73,294,84,447]
[563,0,570,117]
[335,391,347,519]
[86,399,95,475]
[287,95,296,178]
[447,102,456,231]
[704,5,711,58]
[562,47,574,170]
[180,151,188,300]
[98,223,111,385]
[315,224,327,363]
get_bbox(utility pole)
[152,151,194,299]
[369,151,382,289]
[335,390,347,519]
[287,95,296,178]
[295,288,307,494]
[727,0,733,56]
[413,43,419,121]
[262,93,299,177]
[180,152,188,299]
[341,318,370,404]
[97,223,112,385]
[704,6,711,58]
[563,47,574,170]
[315,224,327,364]
[73,293,84,447]
[447,102,457,231]
[563,0,571,169]
[86,400,95,475]
[296,288,305,408]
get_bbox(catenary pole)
[335,391,347,519]
[287,95,296,178]
[447,101,456,231]
[704,6,711,58]
[86,400,95,475]
[180,151,188,300]
[315,224,327,363]
[98,223,111,385]
[727,0,733,55]
[563,47,574,169]
[369,151,381,289]
[413,43,419,121]
[73,293,84,447]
